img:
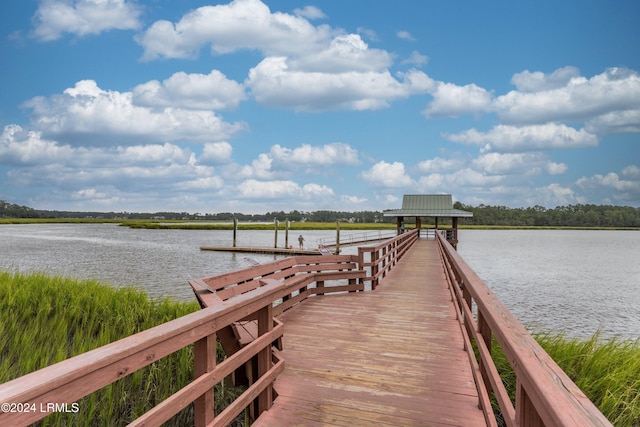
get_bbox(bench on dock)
[189,255,364,386]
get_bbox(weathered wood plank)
[253,240,487,426]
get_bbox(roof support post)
[451,217,459,249]
[397,216,404,235]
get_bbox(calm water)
[0,224,347,301]
[457,229,640,340]
[1,224,638,339]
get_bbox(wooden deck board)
[253,239,487,426]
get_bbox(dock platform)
[253,239,486,426]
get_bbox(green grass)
[0,271,243,426]
[492,332,640,426]
[3,271,638,426]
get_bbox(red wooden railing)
[357,228,419,289]
[0,255,364,427]
[0,230,613,426]
[435,231,612,427]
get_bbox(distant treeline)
[1,199,639,227]
[454,202,640,227]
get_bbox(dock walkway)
[254,239,486,426]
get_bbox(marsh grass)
[0,271,243,426]
[491,332,640,426]
[4,270,638,425]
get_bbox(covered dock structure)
[384,194,473,248]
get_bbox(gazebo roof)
[383,194,473,218]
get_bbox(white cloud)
[416,168,505,195]
[577,166,640,204]
[200,142,233,165]
[416,173,445,193]
[32,0,142,41]
[225,142,359,181]
[423,82,493,118]
[237,179,334,199]
[494,67,640,125]
[357,27,378,42]
[417,156,465,173]
[402,51,429,67]
[1,124,226,203]
[622,165,640,179]
[472,152,567,176]
[136,0,333,61]
[269,143,359,167]
[114,143,192,165]
[232,153,274,180]
[175,176,225,191]
[529,183,585,207]
[287,34,392,73]
[448,168,505,187]
[397,30,415,41]
[421,67,640,137]
[293,6,326,20]
[132,70,246,110]
[23,80,245,146]
[586,109,640,134]
[341,195,368,205]
[135,0,434,112]
[1,125,73,165]
[247,57,433,111]
[510,66,580,92]
[360,161,414,188]
[445,123,599,152]
[545,161,568,176]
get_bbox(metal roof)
[383,194,473,218]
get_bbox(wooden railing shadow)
[436,231,612,427]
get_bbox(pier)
[0,196,613,427]
[252,238,487,426]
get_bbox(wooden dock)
[253,239,486,426]
[0,229,612,427]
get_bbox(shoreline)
[1,218,639,231]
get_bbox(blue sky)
[1,0,639,214]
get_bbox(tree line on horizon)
[1,199,639,228]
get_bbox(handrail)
[358,228,419,289]
[316,229,397,248]
[0,256,368,427]
[7,230,609,427]
[435,231,612,426]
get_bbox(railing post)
[357,247,366,289]
[194,332,216,427]
[257,304,273,415]
[372,249,380,290]
[477,311,493,407]
[516,380,544,427]
[381,246,387,280]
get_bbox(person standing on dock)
[298,234,305,249]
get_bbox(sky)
[1,0,639,214]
